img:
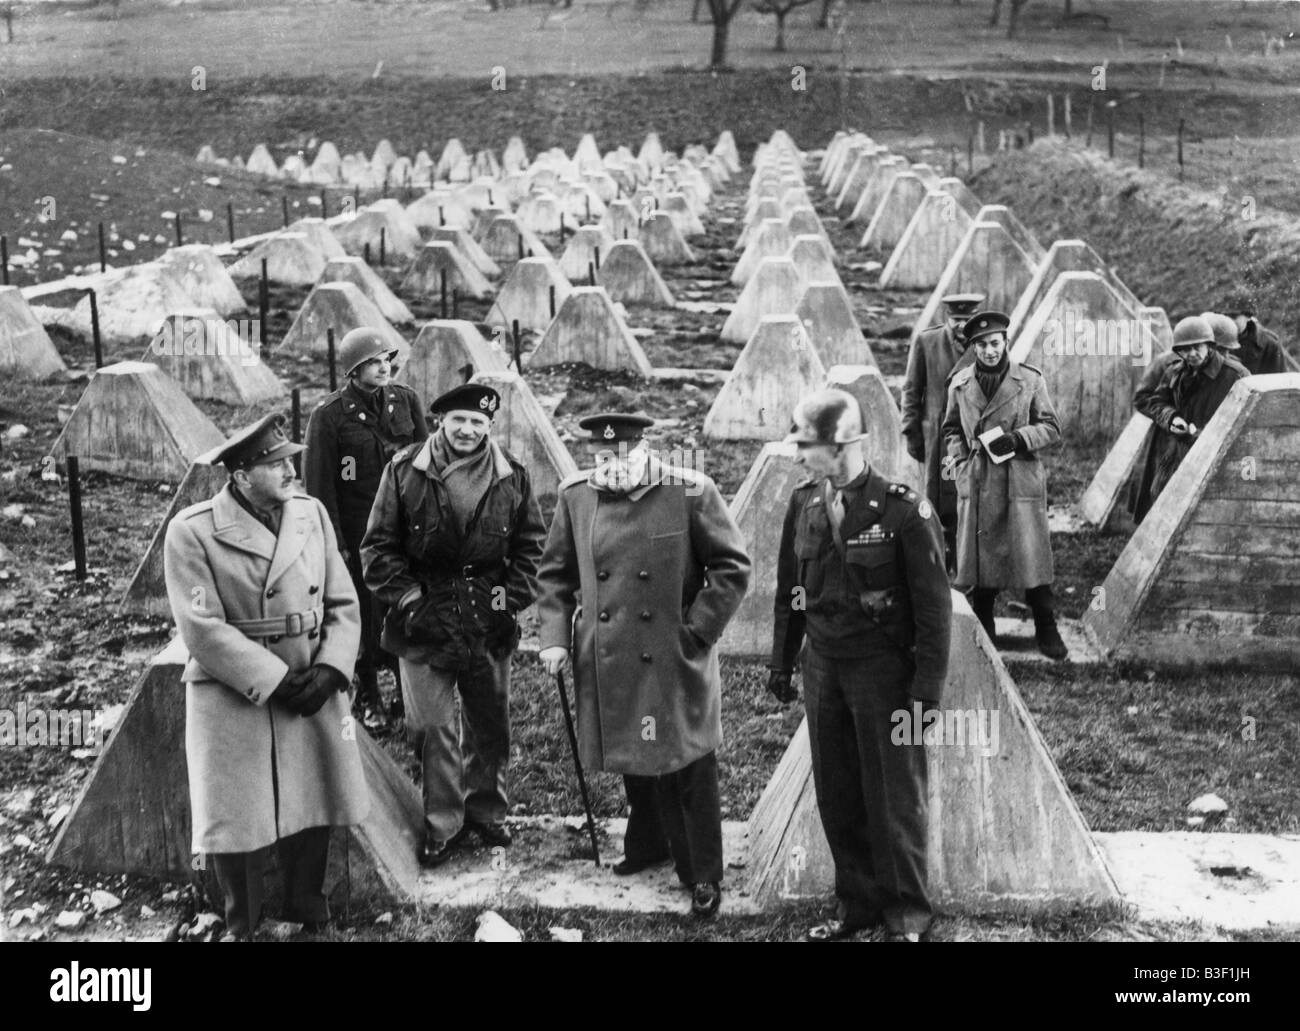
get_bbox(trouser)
[398,652,511,841]
[803,647,932,935]
[210,825,332,938]
[622,751,724,885]
[344,545,387,681]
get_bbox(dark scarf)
[231,482,282,536]
[975,351,1010,403]
[429,430,496,533]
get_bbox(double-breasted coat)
[163,485,369,854]
[535,459,751,776]
[942,362,1061,590]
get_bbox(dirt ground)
[2,0,1298,943]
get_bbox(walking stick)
[555,670,601,867]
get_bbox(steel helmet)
[1199,312,1241,351]
[784,388,865,446]
[1171,315,1215,349]
[338,327,397,376]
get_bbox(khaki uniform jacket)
[901,324,976,511]
[535,459,751,776]
[942,362,1060,590]
[163,485,368,853]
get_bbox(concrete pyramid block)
[142,309,286,406]
[788,234,839,288]
[740,197,782,241]
[334,205,422,262]
[661,193,705,238]
[227,232,328,287]
[908,222,1035,350]
[909,162,942,188]
[747,590,1120,909]
[529,286,653,376]
[971,204,1046,264]
[401,242,493,301]
[714,130,741,173]
[860,172,928,252]
[834,147,884,211]
[879,190,976,290]
[430,226,501,279]
[1078,411,1153,531]
[516,192,565,235]
[502,136,528,174]
[825,364,918,488]
[1084,374,1300,669]
[559,224,616,284]
[733,218,794,286]
[818,131,852,182]
[748,587,1123,910]
[717,442,808,657]
[827,141,868,197]
[847,156,907,225]
[573,133,602,171]
[937,176,982,218]
[639,212,695,265]
[287,218,347,261]
[1010,271,1149,447]
[1007,239,1142,343]
[0,286,66,380]
[795,282,874,369]
[246,143,278,177]
[406,190,475,232]
[319,256,414,324]
[720,256,803,344]
[471,149,500,179]
[785,206,830,245]
[69,265,197,346]
[46,639,426,903]
[595,239,674,308]
[486,256,573,334]
[158,245,246,318]
[372,139,398,170]
[601,199,640,243]
[436,138,471,181]
[480,215,553,264]
[639,132,665,172]
[121,447,228,616]
[705,315,827,440]
[396,319,508,404]
[51,361,226,481]
[278,282,408,362]
[472,205,510,240]
[470,369,579,517]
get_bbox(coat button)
[309,585,319,594]
[597,570,609,581]
[640,611,651,621]
[599,611,610,622]
[308,631,319,640]
[638,570,649,580]
[641,653,652,663]
[266,589,276,599]
[269,635,282,644]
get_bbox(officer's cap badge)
[603,424,616,440]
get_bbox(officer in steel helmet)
[304,327,428,715]
[769,388,952,942]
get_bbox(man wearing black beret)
[361,383,546,867]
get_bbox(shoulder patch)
[917,498,933,520]
[887,483,919,503]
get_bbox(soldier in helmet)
[769,389,952,942]
[1230,311,1291,375]
[941,311,1066,659]
[361,383,545,868]
[1135,314,1248,507]
[901,293,984,570]
[304,327,428,715]
[535,414,751,920]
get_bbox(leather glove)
[270,668,309,709]
[986,432,1017,459]
[290,664,350,718]
[767,669,797,705]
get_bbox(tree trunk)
[693,0,703,23]
[711,15,731,68]
[775,10,787,51]
[989,0,1001,27]
[1008,0,1024,38]
[817,0,832,28]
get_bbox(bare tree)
[692,0,704,22]
[706,0,748,68]
[989,0,1033,39]
[752,0,817,51]
[816,0,834,28]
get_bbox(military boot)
[969,588,998,645]
[1026,586,1068,661]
